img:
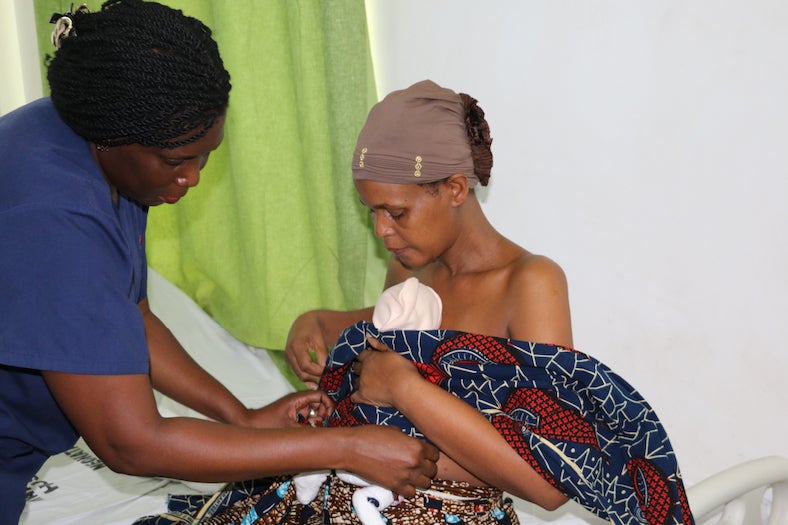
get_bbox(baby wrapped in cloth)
[293,277,443,525]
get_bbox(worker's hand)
[342,425,438,498]
[240,391,333,429]
[285,311,329,389]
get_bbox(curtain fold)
[33,0,386,351]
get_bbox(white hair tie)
[49,4,90,49]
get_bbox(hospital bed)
[20,269,788,525]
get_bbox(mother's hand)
[350,336,421,407]
[284,311,330,389]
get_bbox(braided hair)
[47,0,231,149]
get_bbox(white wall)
[367,0,788,485]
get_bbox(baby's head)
[372,277,442,331]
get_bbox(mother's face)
[93,115,226,206]
[355,178,459,269]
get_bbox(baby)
[293,277,442,525]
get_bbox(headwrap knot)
[459,93,493,186]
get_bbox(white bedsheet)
[20,268,599,525]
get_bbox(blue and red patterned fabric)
[319,322,695,525]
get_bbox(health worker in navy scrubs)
[0,2,437,524]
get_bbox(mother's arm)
[352,342,568,510]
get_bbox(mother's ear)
[445,173,471,207]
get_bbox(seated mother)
[288,80,692,525]
[287,80,573,516]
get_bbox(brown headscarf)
[352,80,493,187]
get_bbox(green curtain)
[33,1,387,353]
